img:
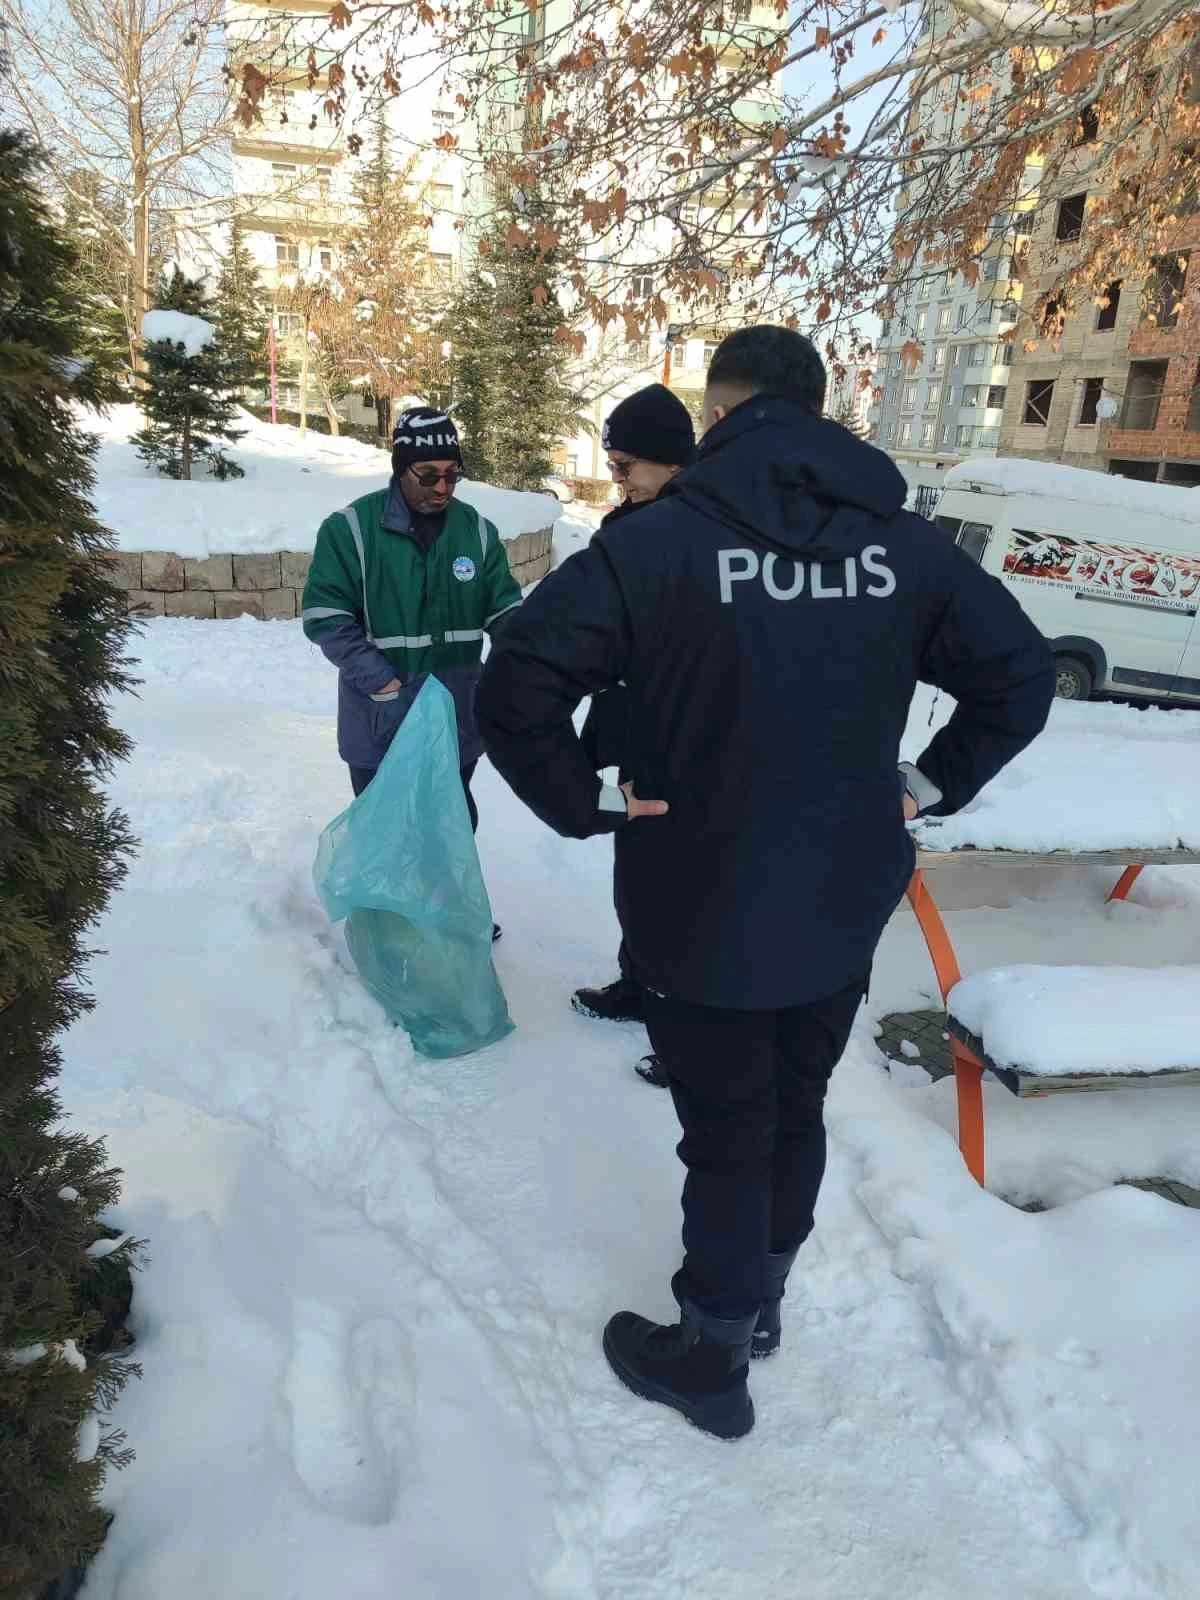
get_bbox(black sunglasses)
[408,466,462,488]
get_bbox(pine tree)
[448,185,582,491]
[0,129,140,1598]
[213,222,269,395]
[59,171,130,397]
[134,271,245,480]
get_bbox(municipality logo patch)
[453,556,477,583]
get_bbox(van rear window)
[935,515,961,537]
[958,522,992,564]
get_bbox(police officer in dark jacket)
[573,384,696,1038]
[476,327,1054,1441]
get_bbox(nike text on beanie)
[392,406,463,476]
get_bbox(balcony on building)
[232,120,345,164]
[233,0,340,12]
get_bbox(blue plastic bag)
[313,678,515,1059]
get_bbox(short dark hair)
[706,326,827,414]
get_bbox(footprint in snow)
[283,1298,413,1526]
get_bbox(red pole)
[662,341,673,387]
[268,322,278,425]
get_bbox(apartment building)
[553,0,788,480]
[867,0,1039,482]
[1000,189,1200,485]
[213,0,784,457]
[221,0,464,421]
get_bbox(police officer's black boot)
[752,1248,800,1360]
[602,1300,757,1440]
[571,973,645,1023]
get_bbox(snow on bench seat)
[947,966,1200,1098]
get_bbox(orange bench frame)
[904,865,1145,1186]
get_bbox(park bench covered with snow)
[946,965,1200,1099]
[906,849,1200,1187]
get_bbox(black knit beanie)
[602,384,696,466]
[391,406,463,476]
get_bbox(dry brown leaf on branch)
[899,340,924,371]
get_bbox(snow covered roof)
[143,310,216,358]
[943,456,1200,530]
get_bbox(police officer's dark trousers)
[643,975,866,1320]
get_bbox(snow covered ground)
[84,406,562,557]
[63,620,1200,1600]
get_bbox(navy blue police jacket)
[477,397,1055,1011]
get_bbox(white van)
[932,457,1200,702]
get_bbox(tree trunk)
[299,323,310,440]
[181,411,192,481]
[128,96,151,381]
[321,391,341,435]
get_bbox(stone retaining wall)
[105,526,556,618]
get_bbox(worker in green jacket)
[302,406,523,937]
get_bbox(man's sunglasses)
[607,457,641,480]
[407,466,462,489]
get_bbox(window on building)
[1055,193,1087,242]
[1041,296,1065,337]
[890,353,902,374]
[899,420,913,445]
[968,343,987,366]
[1076,104,1100,144]
[932,345,947,372]
[915,308,928,336]
[271,162,298,189]
[879,317,891,338]
[703,340,720,368]
[937,304,952,333]
[732,0,754,19]
[631,271,655,300]
[1187,363,1200,431]
[924,387,939,411]
[921,420,936,447]
[939,422,952,445]
[361,390,376,411]
[275,236,300,267]
[917,274,932,302]
[432,108,456,131]
[315,166,333,201]
[901,381,919,411]
[981,256,1000,282]
[997,298,1019,323]
[1122,360,1169,429]
[426,252,455,284]
[986,384,1007,409]
[430,184,454,212]
[956,303,969,329]
[1023,379,1055,426]
[961,386,981,408]
[1143,253,1190,329]
[886,419,897,441]
[998,342,1014,365]
[1078,376,1105,426]
[318,240,333,271]
[273,310,304,336]
[956,425,976,449]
